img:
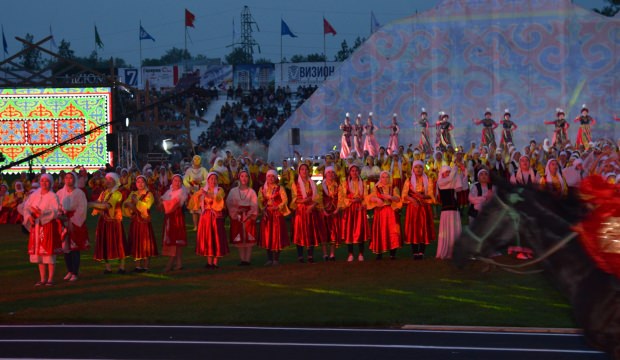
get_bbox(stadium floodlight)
[125,117,130,127]
[162,138,173,154]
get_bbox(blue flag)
[281,19,297,38]
[2,26,7,55]
[139,25,155,41]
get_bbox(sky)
[1,0,610,67]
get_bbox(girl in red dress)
[258,169,290,266]
[226,170,258,266]
[340,164,368,262]
[368,171,402,259]
[90,172,127,274]
[196,172,229,269]
[123,175,158,272]
[160,174,188,272]
[57,172,89,282]
[291,163,326,263]
[320,166,341,261]
[402,160,436,259]
[23,173,62,286]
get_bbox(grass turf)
[0,211,576,328]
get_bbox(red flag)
[323,17,337,35]
[185,9,196,28]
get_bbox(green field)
[0,211,576,328]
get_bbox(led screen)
[0,87,111,173]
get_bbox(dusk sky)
[1,0,609,67]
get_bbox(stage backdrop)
[0,87,111,173]
[268,0,620,162]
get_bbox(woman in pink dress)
[226,170,258,266]
[159,174,188,272]
[23,173,62,286]
[196,172,229,269]
[123,175,158,272]
[57,172,89,282]
[367,171,402,260]
[363,112,380,157]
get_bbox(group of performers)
[3,104,619,285]
[340,105,608,160]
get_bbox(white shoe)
[347,254,354,262]
[63,272,72,281]
[358,254,364,262]
[69,275,78,282]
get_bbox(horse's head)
[453,175,585,268]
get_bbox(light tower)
[240,5,260,62]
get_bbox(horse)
[453,177,620,359]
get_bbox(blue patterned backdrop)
[268,0,620,161]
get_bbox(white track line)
[0,325,583,337]
[0,339,603,354]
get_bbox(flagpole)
[139,21,143,68]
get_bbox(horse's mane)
[490,174,588,225]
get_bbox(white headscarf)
[105,172,120,193]
[410,160,428,192]
[544,159,566,190]
[297,164,318,200]
[202,172,219,195]
[263,169,279,194]
[161,174,188,205]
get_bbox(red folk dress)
[321,179,342,245]
[226,186,258,247]
[123,190,159,260]
[160,187,188,256]
[402,175,435,245]
[339,178,368,244]
[23,189,63,263]
[368,183,402,254]
[93,189,127,261]
[196,187,229,257]
[56,187,90,251]
[258,183,291,251]
[291,178,326,247]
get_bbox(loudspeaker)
[138,134,150,153]
[291,128,300,145]
[106,133,117,151]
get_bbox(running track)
[0,325,608,359]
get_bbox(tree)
[334,40,350,62]
[160,47,191,65]
[225,47,253,65]
[57,39,75,60]
[306,53,326,62]
[594,0,620,16]
[19,33,42,70]
[254,58,273,64]
[290,54,306,63]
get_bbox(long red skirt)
[403,201,435,245]
[93,217,126,261]
[230,218,257,246]
[67,222,90,251]
[324,212,342,245]
[163,208,187,247]
[293,204,326,247]
[28,220,63,256]
[342,202,368,244]
[259,209,290,251]
[196,210,229,257]
[128,216,159,259]
[369,205,401,254]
